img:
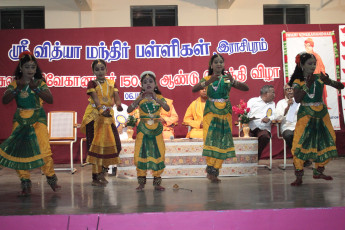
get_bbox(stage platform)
[117,138,258,178]
[0,158,345,229]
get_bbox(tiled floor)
[0,158,344,216]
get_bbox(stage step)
[117,138,258,178]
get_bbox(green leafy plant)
[127,115,137,127]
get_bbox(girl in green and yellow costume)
[192,54,249,183]
[0,51,60,196]
[289,52,344,186]
[127,71,170,191]
[80,59,123,186]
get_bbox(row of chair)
[237,121,292,171]
[48,112,292,174]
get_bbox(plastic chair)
[276,121,293,170]
[257,137,273,170]
[80,137,90,167]
[48,111,77,174]
[257,121,273,171]
[235,121,242,137]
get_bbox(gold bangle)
[98,105,107,113]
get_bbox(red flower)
[232,100,250,124]
[295,54,301,66]
[19,50,34,59]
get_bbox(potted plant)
[232,100,251,138]
[126,115,137,140]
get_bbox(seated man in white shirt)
[247,85,275,159]
[275,84,298,149]
[275,84,311,167]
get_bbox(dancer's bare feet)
[313,174,333,180]
[50,184,62,192]
[99,173,109,184]
[211,177,221,183]
[47,175,62,191]
[19,180,32,197]
[208,174,221,183]
[154,185,165,191]
[18,187,31,197]
[136,184,145,191]
[291,178,303,186]
[92,180,106,187]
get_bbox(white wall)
[82,0,218,27]
[0,0,344,28]
[0,0,81,28]
[218,0,345,25]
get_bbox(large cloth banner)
[339,25,345,125]
[282,31,341,130]
[0,25,287,140]
[0,24,343,157]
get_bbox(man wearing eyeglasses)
[275,84,311,167]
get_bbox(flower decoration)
[19,50,34,59]
[295,52,308,67]
[127,115,137,127]
[232,99,250,124]
[173,184,192,192]
[295,53,301,66]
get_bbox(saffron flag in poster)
[339,25,345,125]
[282,31,341,130]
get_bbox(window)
[0,7,44,29]
[263,5,309,24]
[131,6,177,27]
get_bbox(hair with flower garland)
[208,53,225,76]
[288,52,315,87]
[14,51,44,81]
[91,59,107,71]
[139,71,162,95]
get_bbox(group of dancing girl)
[0,51,343,196]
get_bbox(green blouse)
[201,75,233,116]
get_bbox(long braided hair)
[288,52,315,87]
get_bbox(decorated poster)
[339,25,345,125]
[282,31,341,130]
